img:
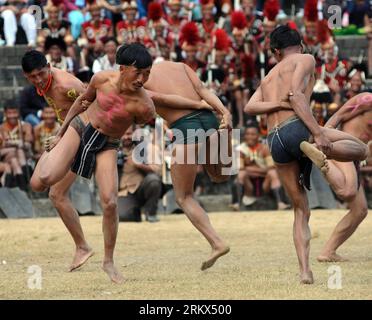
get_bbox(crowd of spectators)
[1,0,372,216]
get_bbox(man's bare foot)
[201,245,230,271]
[300,270,314,284]
[69,246,94,272]
[317,252,349,263]
[102,261,124,284]
[300,141,328,172]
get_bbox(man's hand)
[313,132,332,155]
[44,135,61,152]
[198,100,214,111]
[279,101,292,109]
[81,99,92,111]
[219,113,232,130]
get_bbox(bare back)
[145,61,202,124]
[261,54,315,130]
[85,71,155,139]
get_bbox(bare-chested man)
[244,25,368,284]
[22,50,94,272]
[31,43,215,282]
[144,60,232,270]
[316,92,372,262]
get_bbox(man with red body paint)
[30,43,212,283]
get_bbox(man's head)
[122,0,138,22]
[201,0,214,20]
[89,3,102,22]
[244,123,260,147]
[22,50,51,91]
[45,37,67,62]
[46,5,60,21]
[42,106,57,126]
[122,125,134,147]
[241,0,255,16]
[4,100,20,126]
[104,37,118,56]
[348,69,364,93]
[167,0,182,18]
[270,25,303,61]
[116,43,152,92]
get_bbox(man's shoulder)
[299,53,316,64]
[92,70,115,86]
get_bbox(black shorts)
[70,116,120,179]
[267,116,313,190]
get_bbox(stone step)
[0,66,28,87]
[0,45,29,66]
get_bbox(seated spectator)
[0,0,37,46]
[0,132,12,187]
[81,3,112,68]
[230,123,288,211]
[40,4,74,45]
[312,102,326,126]
[347,0,370,29]
[44,36,76,74]
[92,37,119,73]
[33,106,60,161]
[118,126,163,223]
[115,0,147,44]
[0,101,33,191]
[334,67,369,106]
[19,85,48,127]
[81,3,113,47]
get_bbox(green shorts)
[170,110,220,144]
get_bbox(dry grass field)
[0,210,371,300]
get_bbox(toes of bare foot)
[69,248,94,272]
[102,263,124,284]
[317,253,349,263]
[300,271,314,284]
[201,246,230,271]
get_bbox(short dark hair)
[116,43,152,69]
[245,122,260,133]
[270,25,302,53]
[103,37,119,46]
[4,99,19,111]
[22,50,48,73]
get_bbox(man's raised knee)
[337,188,357,202]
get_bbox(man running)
[317,92,372,262]
[244,25,368,284]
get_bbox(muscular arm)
[326,93,372,128]
[146,90,212,111]
[183,64,231,126]
[288,55,322,137]
[57,74,99,137]
[244,86,290,115]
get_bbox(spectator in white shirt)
[92,36,119,73]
